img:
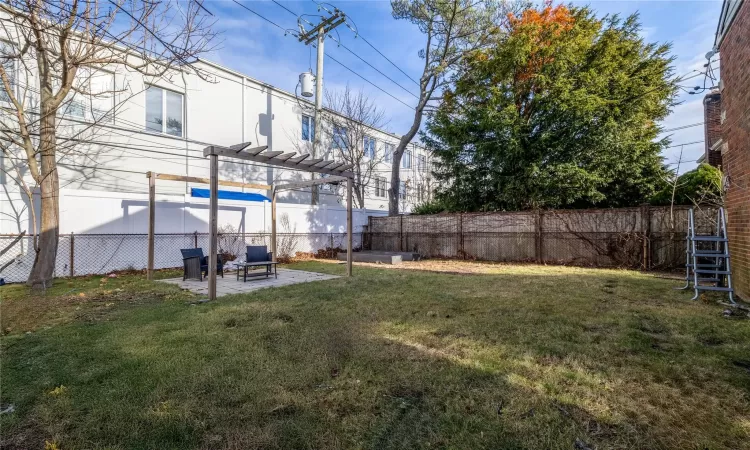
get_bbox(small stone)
[427,311,437,317]
[574,438,593,450]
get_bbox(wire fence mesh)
[365,206,719,270]
[0,232,361,283]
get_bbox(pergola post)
[208,148,219,301]
[147,172,155,280]
[271,188,277,262]
[347,177,353,277]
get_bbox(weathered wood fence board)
[366,206,718,269]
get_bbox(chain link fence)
[0,232,361,283]
[365,206,719,270]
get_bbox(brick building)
[715,0,750,300]
[702,90,723,167]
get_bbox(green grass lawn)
[1,262,749,450]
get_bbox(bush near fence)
[0,233,361,283]
[365,206,719,269]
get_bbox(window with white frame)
[363,136,376,159]
[146,85,184,137]
[301,115,315,141]
[332,125,347,151]
[384,143,394,163]
[402,149,412,169]
[399,181,407,200]
[0,42,15,103]
[375,176,387,198]
[417,154,427,172]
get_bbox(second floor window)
[332,126,347,152]
[301,115,315,141]
[402,149,412,169]
[375,177,387,198]
[384,143,394,163]
[146,85,184,137]
[364,136,376,159]
[417,154,427,172]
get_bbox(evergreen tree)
[425,5,676,211]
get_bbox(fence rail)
[365,206,718,269]
[0,232,361,284]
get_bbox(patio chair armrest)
[267,251,273,261]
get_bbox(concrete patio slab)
[159,268,339,297]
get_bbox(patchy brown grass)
[1,261,748,449]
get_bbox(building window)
[146,85,184,137]
[332,126,347,152]
[384,143,394,163]
[302,115,315,141]
[0,43,14,103]
[364,136,376,159]
[402,149,412,169]
[62,95,85,118]
[399,181,407,200]
[375,176,387,198]
[417,154,427,172]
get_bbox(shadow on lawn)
[1,266,749,449]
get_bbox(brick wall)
[719,0,750,300]
[703,91,723,167]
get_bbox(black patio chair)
[246,245,273,272]
[180,248,224,281]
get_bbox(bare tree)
[0,0,217,288]
[387,0,517,215]
[324,86,389,209]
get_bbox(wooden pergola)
[201,143,355,301]
[145,144,356,300]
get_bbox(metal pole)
[147,172,155,280]
[347,177,353,277]
[311,26,325,205]
[271,189,277,262]
[208,149,219,301]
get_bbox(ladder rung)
[695,269,731,275]
[695,286,734,292]
[691,263,722,268]
[694,253,729,258]
[697,278,720,282]
[691,236,727,242]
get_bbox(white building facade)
[0,50,433,238]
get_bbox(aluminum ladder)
[677,208,734,304]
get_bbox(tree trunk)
[26,104,59,289]
[389,106,424,216]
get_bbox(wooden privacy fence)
[365,206,719,269]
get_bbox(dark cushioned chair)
[246,245,273,273]
[180,248,223,281]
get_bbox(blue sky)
[204,0,723,173]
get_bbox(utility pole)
[298,9,346,205]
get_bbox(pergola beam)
[274,175,348,192]
[204,145,355,178]
[154,173,271,190]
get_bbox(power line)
[665,140,704,149]
[229,0,415,111]
[313,0,420,86]
[661,122,704,133]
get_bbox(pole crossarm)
[274,175,349,192]
[203,145,355,178]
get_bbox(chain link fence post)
[69,232,75,278]
[194,231,198,249]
